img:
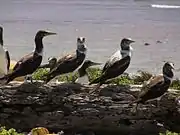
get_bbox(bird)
[75,60,101,84]
[130,62,174,113]
[44,37,87,83]
[0,30,56,84]
[0,26,10,77]
[89,38,135,94]
[38,57,57,71]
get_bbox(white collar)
[163,74,173,81]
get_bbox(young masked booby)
[38,57,57,71]
[0,26,10,76]
[0,30,56,84]
[45,37,87,83]
[89,38,135,93]
[130,62,174,112]
[75,60,101,84]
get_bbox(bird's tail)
[89,76,101,85]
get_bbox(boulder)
[0,82,180,135]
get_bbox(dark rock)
[156,40,163,44]
[144,43,150,46]
[0,82,180,134]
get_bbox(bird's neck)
[0,33,3,46]
[120,46,133,58]
[78,66,87,77]
[76,49,86,57]
[163,70,174,82]
[49,63,57,71]
[35,37,43,55]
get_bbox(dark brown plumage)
[89,38,135,93]
[0,30,56,84]
[131,62,174,112]
[45,37,87,83]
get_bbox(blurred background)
[0,0,180,76]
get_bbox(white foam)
[151,4,180,9]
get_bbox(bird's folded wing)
[13,52,34,71]
[49,53,76,73]
[102,50,122,72]
[139,75,164,97]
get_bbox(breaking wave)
[151,4,180,9]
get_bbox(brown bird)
[0,30,56,84]
[130,62,174,112]
[45,37,87,83]
[89,38,135,94]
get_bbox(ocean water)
[0,0,180,77]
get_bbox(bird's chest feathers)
[34,48,44,57]
[73,51,86,72]
[120,47,133,58]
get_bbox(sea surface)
[0,0,180,77]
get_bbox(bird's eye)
[77,38,81,42]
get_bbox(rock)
[144,43,150,46]
[156,40,163,44]
[0,82,180,134]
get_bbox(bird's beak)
[46,32,57,36]
[130,40,135,43]
[169,63,175,70]
[90,62,102,66]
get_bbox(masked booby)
[75,60,101,84]
[0,26,10,77]
[89,38,135,93]
[0,30,56,84]
[130,62,174,113]
[45,37,87,83]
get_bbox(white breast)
[0,46,8,76]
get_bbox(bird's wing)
[102,50,122,72]
[49,53,77,74]
[139,75,164,98]
[104,56,130,74]
[57,51,76,64]
[13,52,34,71]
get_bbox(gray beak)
[130,40,135,43]
[46,32,57,36]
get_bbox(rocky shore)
[0,82,180,135]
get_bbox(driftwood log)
[0,82,180,135]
